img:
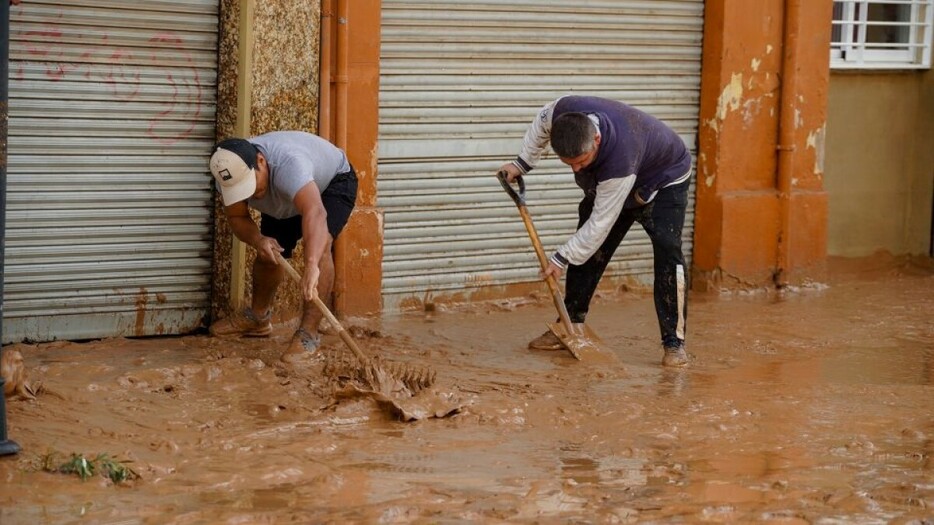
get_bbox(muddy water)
[1,255,932,523]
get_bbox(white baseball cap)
[209,139,258,205]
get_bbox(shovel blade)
[547,322,619,364]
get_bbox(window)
[831,0,933,68]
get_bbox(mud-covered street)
[1,254,932,524]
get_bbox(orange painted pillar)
[331,0,383,316]
[776,0,832,284]
[694,0,830,289]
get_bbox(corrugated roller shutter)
[378,0,703,308]
[3,0,218,342]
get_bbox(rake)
[276,253,436,395]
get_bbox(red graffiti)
[145,32,205,145]
[12,21,208,145]
[44,63,75,80]
[23,28,62,57]
[150,33,184,47]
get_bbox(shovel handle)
[497,171,577,335]
[275,253,371,364]
[544,275,577,336]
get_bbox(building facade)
[2,0,932,342]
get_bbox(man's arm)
[514,99,559,173]
[514,99,561,174]
[224,201,283,262]
[293,182,329,301]
[543,175,636,280]
[497,98,561,181]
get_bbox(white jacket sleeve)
[512,99,561,174]
[550,175,636,268]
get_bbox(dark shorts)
[259,167,358,258]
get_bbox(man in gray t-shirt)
[208,131,358,363]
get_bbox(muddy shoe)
[209,308,272,337]
[281,328,322,364]
[662,345,689,368]
[528,330,564,351]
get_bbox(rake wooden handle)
[275,253,371,365]
[275,254,439,393]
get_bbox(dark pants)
[259,167,358,258]
[565,178,690,349]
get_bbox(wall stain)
[135,288,149,337]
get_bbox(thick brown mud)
[1,254,932,523]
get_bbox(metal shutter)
[378,0,702,309]
[3,0,219,342]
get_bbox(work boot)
[528,330,564,351]
[281,328,322,364]
[662,345,689,368]
[209,307,272,337]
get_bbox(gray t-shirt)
[246,131,351,219]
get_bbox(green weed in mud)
[31,451,140,484]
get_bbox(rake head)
[322,347,436,395]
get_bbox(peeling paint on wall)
[807,123,826,175]
[717,73,744,120]
[369,142,380,177]
[699,152,714,187]
[707,73,744,132]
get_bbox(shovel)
[497,171,617,363]
[276,253,436,395]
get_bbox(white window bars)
[831,0,933,68]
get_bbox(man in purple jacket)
[498,95,692,367]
